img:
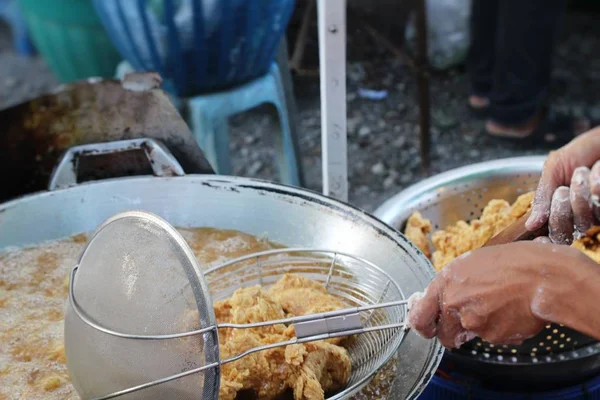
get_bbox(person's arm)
[408,242,600,348]
[534,247,600,340]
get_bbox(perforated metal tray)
[374,156,600,389]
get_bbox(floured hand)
[407,242,600,348]
[527,126,600,243]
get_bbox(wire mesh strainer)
[374,157,600,387]
[64,211,409,400]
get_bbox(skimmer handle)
[483,210,548,247]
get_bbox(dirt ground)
[1,6,599,212]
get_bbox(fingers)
[539,164,599,243]
[528,128,600,231]
[407,279,442,339]
[548,186,574,244]
[591,161,600,221]
[478,317,545,346]
[570,167,594,235]
[436,309,464,348]
[527,152,564,231]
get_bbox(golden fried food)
[268,273,347,316]
[404,212,433,259]
[405,191,600,270]
[3,228,392,400]
[214,275,351,400]
[572,227,600,263]
[406,192,535,271]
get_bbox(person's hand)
[407,242,600,348]
[526,126,600,244]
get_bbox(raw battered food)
[405,191,600,271]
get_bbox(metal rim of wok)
[373,156,600,371]
[0,173,443,400]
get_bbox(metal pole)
[317,0,348,202]
[276,38,306,187]
[415,0,431,173]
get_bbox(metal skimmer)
[64,211,409,400]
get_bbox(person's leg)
[466,0,499,111]
[486,0,589,143]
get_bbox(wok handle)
[48,138,185,191]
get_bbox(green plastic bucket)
[17,0,121,82]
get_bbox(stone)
[384,110,399,120]
[400,173,413,184]
[371,162,386,175]
[383,169,399,189]
[347,117,361,134]
[383,175,396,189]
[433,110,459,129]
[372,137,386,148]
[348,62,366,83]
[358,126,371,137]
[436,145,449,157]
[469,149,481,158]
[393,136,406,148]
[464,135,475,144]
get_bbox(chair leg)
[211,117,233,175]
[188,102,232,175]
[268,63,302,187]
[275,41,305,186]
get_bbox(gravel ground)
[1,9,599,213]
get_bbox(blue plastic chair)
[96,0,303,186]
[93,0,296,96]
[114,40,304,186]
[0,0,34,55]
[188,61,301,184]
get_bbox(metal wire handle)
[68,248,410,399]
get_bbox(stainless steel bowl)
[375,156,545,233]
[373,156,600,390]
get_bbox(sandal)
[485,112,590,150]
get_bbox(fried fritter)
[212,274,351,400]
